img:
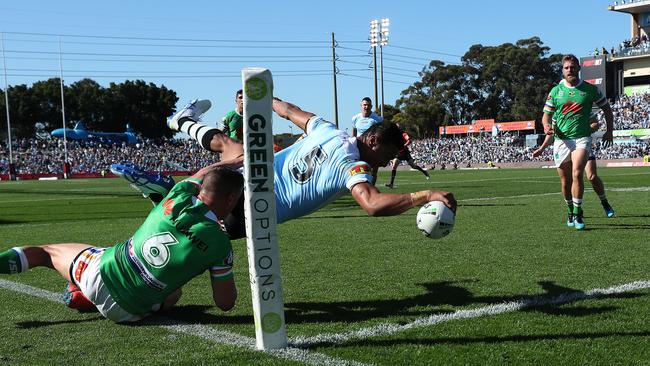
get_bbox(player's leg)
[167,100,244,161]
[556,162,574,227]
[553,138,576,227]
[406,157,430,179]
[0,243,92,280]
[385,158,399,188]
[585,158,615,217]
[111,163,175,204]
[570,147,589,230]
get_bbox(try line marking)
[2,278,649,353]
[0,279,369,366]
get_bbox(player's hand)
[590,122,599,132]
[602,130,613,148]
[532,148,542,158]
[427,190,457,213]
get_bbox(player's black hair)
[236,89,243,97]
[202,167,244,197]
[361,96,372,104]
[364,122,405,150]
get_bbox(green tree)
[103,80,177,138]
[67,79,105,129]
[397,37,562,138]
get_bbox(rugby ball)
[416,200,455,239]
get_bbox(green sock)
[0,248,27,274]
[573,205,583,215]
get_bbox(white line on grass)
[0,279,370,366]
[289,280,650,348]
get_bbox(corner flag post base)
[242,68,288,350]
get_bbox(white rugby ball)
[416,200,455,239]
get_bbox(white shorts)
[71,247,156,323]
[553,137,592,167]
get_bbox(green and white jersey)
[221,110,243,141]
[99,178,234,315]
[543,79,609,139]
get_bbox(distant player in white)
[351,97,383,137]
[162,96,457,239]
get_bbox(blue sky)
[0,0,630,135]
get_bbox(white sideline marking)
[289,280,650,348]
[0,279,369,366]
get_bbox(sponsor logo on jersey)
[348,164,371,177]
[569,91,575,97]
[546,95,552,101]
[163,198,174,216]
[558,91,565,97]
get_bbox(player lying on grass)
[0,165,243,322]
[115,97,457,240]
[532,118,615,221]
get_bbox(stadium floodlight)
[241,68,288,350]
[369,20,379,113]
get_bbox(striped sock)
[572,198,583,215]
[177,117,221,151]
[0,247,29,274]
[598,192,607,202]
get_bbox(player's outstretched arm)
[272,98,315,133]
[211,277,237,311]
[351,182,456,216]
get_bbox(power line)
[2,37,332,49]
[339,72,412,86]
[391,44,463,58]
[3,31,333,44]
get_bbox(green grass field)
[1,167,649,365]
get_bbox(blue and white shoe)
[574,213,585,230]
[602,200,615,218]
[110,163,174,199]
[167,99,212,131]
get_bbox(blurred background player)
[385,125,430,189]
[533,118,615,218]
[221,89,244,142]
[351,97,383,137]
[541,54,614,230]
[118,96,457,241]
[0,165,243,322]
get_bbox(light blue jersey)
[351,112,383,136]
[274,117,374,223]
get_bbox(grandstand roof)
[608,0,650,14]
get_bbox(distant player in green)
[0,164,244,322]
[221,89,244,141]
[541,54,614,230]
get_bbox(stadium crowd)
[2,89,650,175]
[0,138,216,175]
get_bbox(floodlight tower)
[369,20,379,114]
[379,18,389,117]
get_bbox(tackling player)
[118,96,457,241]
[0,165,243,322]
[541,54,614,230]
